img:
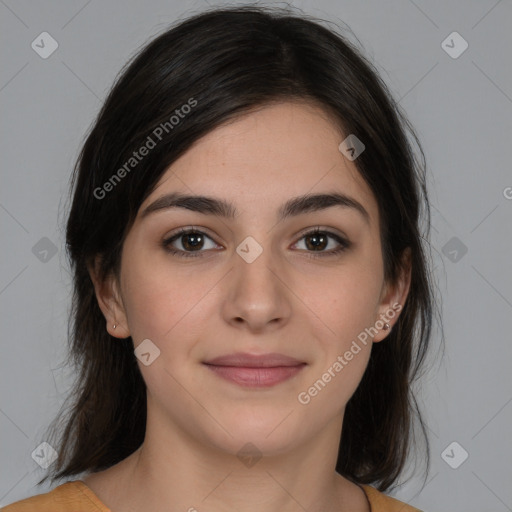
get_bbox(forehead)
[141,101,379,226]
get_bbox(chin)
[199,406,315,459]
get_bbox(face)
[94,101,409,458]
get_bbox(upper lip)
[204,352,305,368]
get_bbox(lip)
[203,352,306,388]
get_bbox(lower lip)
[204,364,306,387]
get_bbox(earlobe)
[372,307,398,343]
[87,256,130,339]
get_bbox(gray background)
[1,0,511,510]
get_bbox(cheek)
[304,262,383,345]
[297,262,382,404]
[298,285,377,414]
[119,250,209,344]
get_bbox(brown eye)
[304,231,329,251]
[294,228,351,257]
[180,232,205,251]
[162,228,219,258]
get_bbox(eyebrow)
[141,191,370,225]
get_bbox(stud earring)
[113,324,117,329]
[383,323,391,330]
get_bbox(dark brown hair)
[40,4,440,492]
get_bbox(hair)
[39,4,441,492]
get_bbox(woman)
[4,5,438,511]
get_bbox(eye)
[292,227,351,257]
[162,226,351,259]
[162,227,220,258]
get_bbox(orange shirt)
[2,480,422,511]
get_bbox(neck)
[84,407,370,512]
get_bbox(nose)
[221,239,292,334]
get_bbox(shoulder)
[362,485,424,512]
[2,480,421,512]
[1,480,110,512]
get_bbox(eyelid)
[293,225,349,244]
[163,225,218,242]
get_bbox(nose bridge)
[223,233,291,329]
[234,233,280,299]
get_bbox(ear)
[87,256,130,339]
[372,247,412,343]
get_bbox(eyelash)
[161,227,351,259]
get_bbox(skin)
[85,101,411,512]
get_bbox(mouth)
[203,352,307,388]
